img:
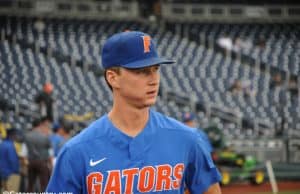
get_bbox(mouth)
[146,90,157,96]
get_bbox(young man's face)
[113,65,160,109]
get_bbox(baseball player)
[46,31,221,194]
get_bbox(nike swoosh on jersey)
[90,157,107,167]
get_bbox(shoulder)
[49,134,63,142]
[150,111,213,161]
[24,131,35,141]
[0,140,10,148]
[62,115,109,151]
[150,110,199,140]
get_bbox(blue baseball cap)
[52,122,61,132]
[101,31,174,69]
[182,112,195,122]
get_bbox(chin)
[147,98,157,105]
[140,100,156,108]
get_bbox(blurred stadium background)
[0,0,299,193]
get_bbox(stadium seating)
[0,16,299,139]
[0,39,191,133]
[171,22,299,76]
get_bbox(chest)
[82,138,188,194]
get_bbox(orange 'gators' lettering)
[86,163,185,193]
[156,164,172,191]
[138,166,155,192]
[87,172,103,194]
[104,170,121,194]
[172,163,184,189]
[123,168,139,194]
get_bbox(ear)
[106,69,120,89]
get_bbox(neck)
[108,104,150,137]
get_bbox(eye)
[131,68,148,74]
[153,65,160,72]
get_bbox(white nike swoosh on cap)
[90,157,107,167]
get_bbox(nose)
[148,70,159,85]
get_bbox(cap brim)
[121,57,175,69]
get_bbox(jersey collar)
[106,110,157,160]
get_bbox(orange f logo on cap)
[142,35,151,53]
